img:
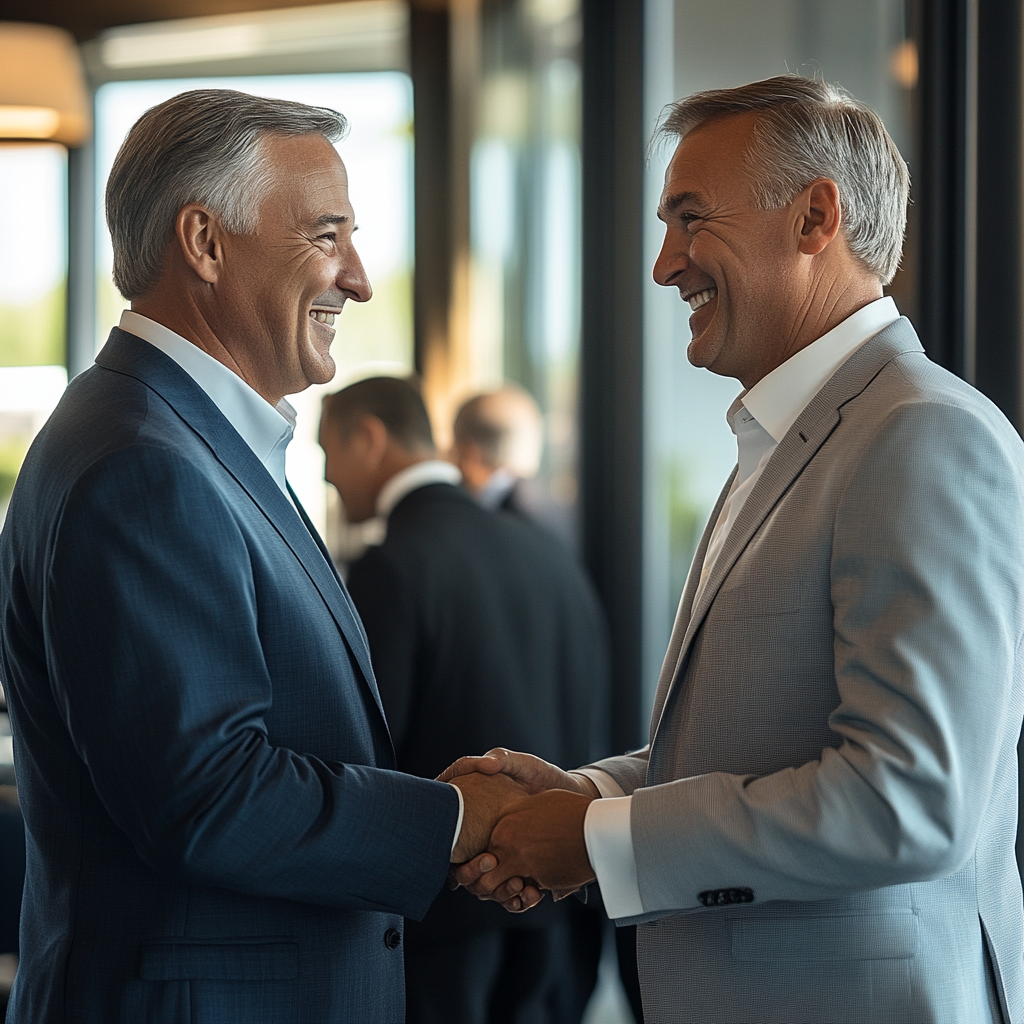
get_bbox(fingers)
[499,884,545,913]
[449,852,546,913]
[451,852,523,901]
[451,851,497,890]
[437,749,509,782]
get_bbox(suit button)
[384,927,402,950]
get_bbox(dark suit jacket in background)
[0,329,459,1024]
[499,477,575,551]
[346,482,610,936]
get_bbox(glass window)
[0,143,70,523]
[642,0,917,711]
[472,0,582,516]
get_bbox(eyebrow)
[658,190,707,216]
[314,214,350,228]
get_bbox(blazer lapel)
[651,318,926,745]
[95,328,387,724]
[646,468,735,739]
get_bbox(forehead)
[660,111,758,207]
[259,134,352,216]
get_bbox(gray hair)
[105,88,348,299]
[657,74,909,283]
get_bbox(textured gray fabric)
[590,319,1024,1023]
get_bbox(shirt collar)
[740,296,900,443]
[119,310,296,494]
[376,460,462,519]
[476,467,517,510]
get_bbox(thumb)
[437,750,507,782]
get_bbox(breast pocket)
[730,911,919,962]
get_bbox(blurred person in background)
[453,386,645,1022]
[320,376,610,1024]
[452,386,574,550]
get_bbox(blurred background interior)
[0,1,1022,1021]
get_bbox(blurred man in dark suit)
[453,385,644,1022]
[320,376,610,1024]
[453,386,574,549]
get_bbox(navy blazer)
[0,328,459,1024]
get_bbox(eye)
[680,213,703,232]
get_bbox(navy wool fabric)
[0,328,459,1024]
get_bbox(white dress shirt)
[119,310,297,501]
[581,296,901,920]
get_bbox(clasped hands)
[441,748,599,913]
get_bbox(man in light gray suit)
[443,75,1024,1023]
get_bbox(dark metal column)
[915,0,977,380]
[580,0,646,754]
[975,0,1023,430]
[409,2,454,377]
[66,139,96,378]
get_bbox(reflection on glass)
[642,0,916,713]
[93,72,414,535]
[472,0,581,513]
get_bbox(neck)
[743,273,883,389]
[131,292,284,407]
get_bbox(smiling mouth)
[309,308,339,327]
[684,287,717,311]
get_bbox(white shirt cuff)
[583,795,643,919]
[449,782,465,855]
[571,768,625,798]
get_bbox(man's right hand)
[448,770,530,864]
[439,748,598,798]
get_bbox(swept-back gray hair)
[657,74,909,283]
[105,88,347,299]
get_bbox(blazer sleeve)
[627,399,1024,917]
[583,748,650,795]
[44,445,457,920]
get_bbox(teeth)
[310,310,337,325]
[688,288,717,311]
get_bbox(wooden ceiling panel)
[0,0,367,42]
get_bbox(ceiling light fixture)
[0,22,91,147]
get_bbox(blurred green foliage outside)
[0,283,65,367]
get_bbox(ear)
[360,414,390,469]
[795,178,842,257]
[175,204,223,285]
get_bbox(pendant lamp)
[0,22,91,147]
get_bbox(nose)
[653,226,690,288]
[339,241,372,303]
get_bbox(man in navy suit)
[0,88,523,1024]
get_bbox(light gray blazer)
[591,319,1024,1024]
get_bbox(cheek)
[687,231,718,269]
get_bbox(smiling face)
[214,133,371,402]
[653,112,807,388]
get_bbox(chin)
[299,353,337,389]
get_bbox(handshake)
[440,748,600,913]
